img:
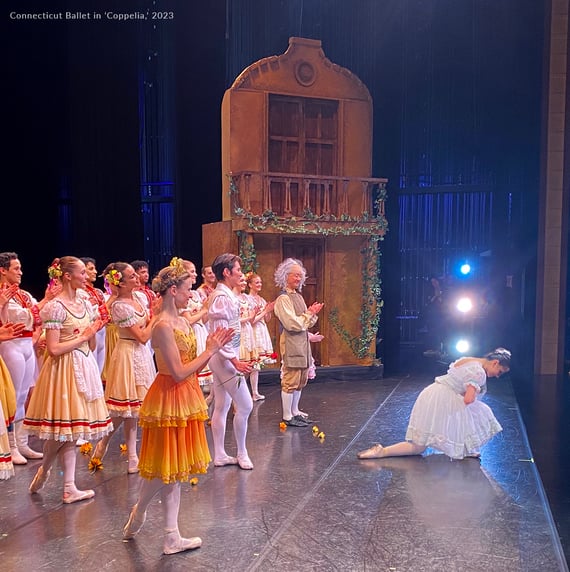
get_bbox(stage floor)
[0,368,567,571]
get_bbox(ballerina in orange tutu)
[123,258,233,555]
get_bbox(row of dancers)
[0,251,324,554]
[0,250,512,555]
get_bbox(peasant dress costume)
[104,292,156,417]
[137,328,211,483]
[405,359,503,459]
[23,298,113,442]
[250,294,275,365]
[238,293,258,363]
[183,291,213,390]
[0,358,16,478]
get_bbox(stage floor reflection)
[0,368,567,571]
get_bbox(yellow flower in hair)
[79,441,93,456]
[47,262,62,280]
[88,457,103,473]
[169,256,186,277]
[105,269,122,286]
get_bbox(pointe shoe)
[19,443,44,460]
[163,532,202,555]
[237,453,253,470]
[10,447,28,465]
[357,444,385,459]
[8,442,28,465]
[123,504,147,539]
[62,488,95,504]
[9,432,27,465]
[213,455,238,467]
[29,466,51,493]
[92,437,110,461]
[252,393,265,401]
[127,456,139,474]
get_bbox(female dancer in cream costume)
[246,272,275,401]
[181,260,213,395]
[236,276,259,394]
[24,256,113,503]
[92,262,157,473]
[123,259,233,554]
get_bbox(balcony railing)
[229,171,387,220]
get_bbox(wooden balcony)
[229,171,388,236]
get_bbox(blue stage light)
[459,263,471,276]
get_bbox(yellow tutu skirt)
[138,373,210,484]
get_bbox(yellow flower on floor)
[120,443,128,454]
[79,442,93,456]
[189,478,199,486]
[88,457,103,473]
[318,432,325,440]
[312,425,319,434]
[279,421,287,431]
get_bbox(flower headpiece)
[105,269,122,286]
[47,262,62,280]
[169,257,186,277]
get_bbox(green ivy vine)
[328,237,383,361]
[237,230,258,274]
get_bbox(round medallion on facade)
[294,60,316,87]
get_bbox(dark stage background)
[4,0,547,374]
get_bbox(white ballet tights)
[0,338,36,420]
[249,369,260,395]
[39,441,80,492]
[123,418,138,460]
[94,328,106,374]
[60,441,78,486]
[162,483,181,531]
[39,440,64,474]
[209,354,252,459]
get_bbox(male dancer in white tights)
[207,253,254,470]
[0,252,58,463]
